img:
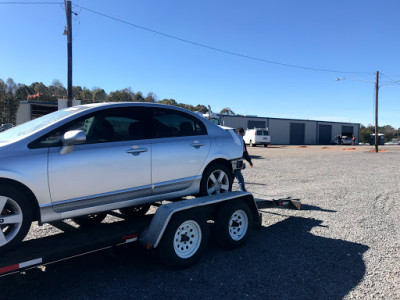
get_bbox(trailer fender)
[140,191,260,248]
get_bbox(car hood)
[0,139,32,159]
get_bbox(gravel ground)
[1,145,399,299]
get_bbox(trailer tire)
[214,200,252,249]
[0,186,33,252]
[200,163,232,196]
[156,212,209,268]
[119,204,151,219]
[72,212,108,227]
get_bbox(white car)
[0,123,13,132]
[0,102,244,252]
[243,128,270,147]
[331,136,353,145]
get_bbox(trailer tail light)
[0,258,42,275]
[122,234,139,244]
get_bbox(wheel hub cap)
[0,196,23,247]
[207,170,229,195]
[229,209,249,241]
[173,220,202,259]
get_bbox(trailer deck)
[0,216,151,276]
[0,192,300,276]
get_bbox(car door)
[46,107,152,212]
[150,107,210,195]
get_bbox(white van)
[244,128,271,147]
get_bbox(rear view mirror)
[60,130,86,154]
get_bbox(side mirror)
[60,130,86,154]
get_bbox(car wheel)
[119,204,151,219]
[200,163,232,196]
[156,211,209,268]
[264,144,268,147]
[72,212,108,227]
[0,186,33,252]
[214,200,252,249]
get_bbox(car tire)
[200,163,232,196]
[72,212,108,227]
[119,204,151,219]
[214,200,252,249]
[264,144,268,147]
[156,211,209,268]
[0,186,33,252]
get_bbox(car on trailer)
[1,191,263,274]
[0,102,244,253]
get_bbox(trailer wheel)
[0,186,33,252]
[214,201,252,249]
[72,212,108,227]
[156,212,209,268]
[119,204,151,219]
[200,163,232,196]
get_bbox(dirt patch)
[321,147,358,151]
[368,149,387,152]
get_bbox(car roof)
[73,102,201,117]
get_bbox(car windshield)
[0,106,85,143]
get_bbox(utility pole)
[66,1,73,107]
[374,71,379,153]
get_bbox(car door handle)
[190,142,205,148]
[126,147,148,155]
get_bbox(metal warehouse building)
[218,115,360,145]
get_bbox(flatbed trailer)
[0,192,300,276]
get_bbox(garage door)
[247,120,266,129]
[290,123,305,145]
[342,126,353,137]
[319,124,332,145]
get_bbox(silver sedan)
[0,102,243,251]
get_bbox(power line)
[75,4,373,75]
[0,2,395,78]
[381,73,400,87]
[0,1,62,4]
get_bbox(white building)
[16,99,81,125]
[218,114,360,145]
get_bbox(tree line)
[359,125,400,144]
[1,77,399,143]
[0,77,217,125]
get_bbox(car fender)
[197,137,242,176]
[0,154,51,207]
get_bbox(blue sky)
[0,0,399,128]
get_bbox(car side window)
[30,117,92,148]
[152,108,207,138]
[30,107,151,148]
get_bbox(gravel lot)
[1,145,399,299]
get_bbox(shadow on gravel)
[246,182,269,186]
[0,216,368,300]
[249,155,264,159]
[300,204,337,213]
